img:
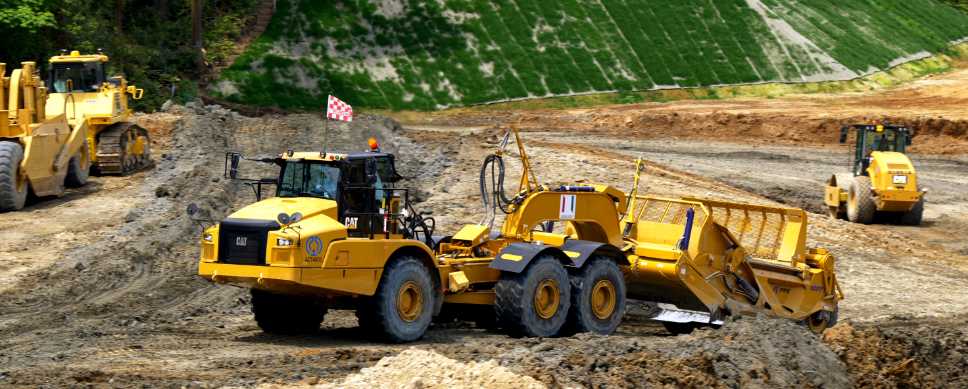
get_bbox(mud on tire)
[562,256,626,336]
[355,255,435,343]
[251,289,326,335]
[0,141,28,211]
[494,255,570,338]
[848,176,875,224]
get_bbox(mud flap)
[489,243,573,273]
[558,239,631,268]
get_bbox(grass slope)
[212,0,968,110]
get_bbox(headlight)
[203,234,213,242]
[277,238,293,246]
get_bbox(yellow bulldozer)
[825,124,925,225]
[0,51,149,212]
[45,50,149,175]
[189,127,842,341]
[1,61,90,211]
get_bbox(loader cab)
[47,52,110,94]
[841,124,912,176]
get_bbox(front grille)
[217,218,280,266]
[223,230,262,264]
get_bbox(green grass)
[214,0,968,111]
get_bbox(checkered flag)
[326,95,353,122]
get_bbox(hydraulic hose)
[479,154,525,229]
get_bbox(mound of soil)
[481,315,850,389]
[311,348,544,389]
[822,316,968,388]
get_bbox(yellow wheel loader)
[190,127,842,342]
[825,124,925,225]
[0,61,91,211]
[44,50,149,175]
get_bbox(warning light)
[368,138,379,150]
[876,125,884,132]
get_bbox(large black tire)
[251,289,326,335]
[847,176,875,224]
[65,140,91,187]
[562,256,626,336]
[0,142,28,212]
[900,196,924,225]
[662,321,722,335]
[356,255,435,343]
[797,304,839,334]
[495,255,570,338]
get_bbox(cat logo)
[236,237,248,246]
[345,217,358,229]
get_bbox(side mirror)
[230,154,241,179]
[365,159,377,184]
[905,136,912,146]
[839,133,847,144]
[187,203,198,216]
[290,212,302,223]
[277,213,291,225]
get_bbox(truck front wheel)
[251,289,326,335]
[356,255,435,343]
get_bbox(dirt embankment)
[417,70,968,157]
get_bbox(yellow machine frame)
[44,51,148,175]
[1,61,89,200]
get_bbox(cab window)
[277,161,339,200]
[50,63,103,93]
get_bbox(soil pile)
[309,348,545,389]
[822,316,968,388]
[479,315,850,389]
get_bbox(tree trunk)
[192,0,204,73]
[155,0,168,22]
[114,0,123,38]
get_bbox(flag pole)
[323,117,329,154]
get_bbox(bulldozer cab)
[49,62,106,94]
[841,124,912,176]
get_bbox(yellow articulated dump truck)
[1,61,90,211]
[45,50,149,175]
[825,124,925,225]
[190,128,842,342]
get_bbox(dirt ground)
[2,69,968,388]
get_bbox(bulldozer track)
[95,122,151,175]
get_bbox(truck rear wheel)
[900,196,924,225]
[251,289,326,335]
[495,255,570,338]
[65,140,91,187]
[0,142,28,212]
[562,256,626,336]
[356,255,434,343]
[847,176,875,224]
